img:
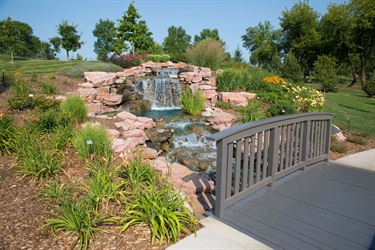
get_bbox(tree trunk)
[132,42,135,55]
[347,55,358,87]
[66,50,70,61]
[10,50,14,62]
[307,69,312,83]
[360,57,367,88]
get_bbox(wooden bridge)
[207,113,375,249]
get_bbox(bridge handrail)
[207,112,333,218]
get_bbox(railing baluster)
[294,123,299,165]
[263,130,269,180]
[256,132,262,183]
[285,125,291,168]
[249,134,255,186]
[234,139,242,194]
[226,142,233,198]
[242,137,250,190]
[280,125,285,171]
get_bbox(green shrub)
[148,54,171,62]
[49,125,72,150]
[313,55,338,93]
[256,92,278,104]
[0,112,15,154]
[282,52,303,84]
[267,100,297,117]
[236,99,265,123]
[60,95,87,123]
[35,109,63,133]
[41,80,56,95]
[180,90,206,115]
[74,123,112,161]
[185,39,226,70]
[112,54,148,69]
[119,175,197,244]
[41,178,70,204]
[215,101,233,110]
[347,135,366,146]
[363,73,375,97]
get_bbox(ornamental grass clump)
[74,123,112,161]
[0,112,15,154]
[180,90,205,115]
[60,95,88,124]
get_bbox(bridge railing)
[207,112,333,218]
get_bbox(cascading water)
[133,68,181,110]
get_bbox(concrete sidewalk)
[167,148,375,250]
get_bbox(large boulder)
[218,92,256,107]
[84,72,117,87]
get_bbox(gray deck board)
[220,162,375,250]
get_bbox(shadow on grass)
[339,104,371,114]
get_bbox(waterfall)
[134,74,181,110]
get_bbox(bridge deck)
[219,162,375,250]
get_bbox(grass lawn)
[309,82,375,138]
[0,55,91,76]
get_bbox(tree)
[163,26,191,62]
[242,21,282,68]
[0,17,34,61]
[93,19,116,61]
[279,1,321,82]
[232,46,244,63]
[282,51,303,84]
[321,3,359,87]
[116,1,153,55]
[313,55,338,92]
[194,28,225,46]
[50,20,84,60]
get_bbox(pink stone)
[152,156,169,175]
[101,94,123,106]
[78,82,94,88]
[77,88,97,99]
[121,129,147,140]
[209,110,237,127]
[116,111,138,121]
[107,129,120,140]
[141,147,158,159]
[198,67,212,78]
[192,76,202,83]
[218,92,256,107]
[87,103,103,117]
[84,72,117,87]
[137,117,155,129]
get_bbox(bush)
[282,52,303,84]
[363,73,375,97]
[256,92,278,104]
[60,95,87,123]
[236,99,265,123]
[148,54,171,62]
[74,123,112,161]
[282,83,324,112]
[313,55,338,93]
[111,54,148,68]
[180,90,206,115]
[267,100,297,117]
[185,39,226,70]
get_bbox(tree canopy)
[50,20,84,60]
[116,1,153,54]
[163,26,191,62]
[194,28,225,46]
[93,19,117,61]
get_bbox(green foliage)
[215,101,233,110]
[242,21,282,68]
[116,2,153,54]
[59,95,87,123]
[148,54,170,62]
[194,28,225,46]
[50,20,84,60]
[330,137,347,153]
[347,134,366,146]
[15,132,63,180]
[236,99,265,123]
[119,173,197,244]
[40,80,56,95]
[0,112,15,154]
[267,100,297,117]
[112,53,148,68]
[180,90,206,115]
[93,19,116,61]
[57,61,122,78]
[282,52,303,84]
[282,83,325,112]
[163,26,191,62]
[216,65,271,92]
[35,108,68,133]
[314,55,338,92]
[41,178,70,204]
[185,39,226,70]
[232,46,244,63]
[49,124,72,151]
[256,92,278,104]
[46,198,107,250]
[74,123,112,161]
[363,72,375,97]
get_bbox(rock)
[98,94,123,106]
[209,109,237,127]
[152,156,169,175]
[121,129,147,140]
[84,72,117,87]
[201,111,212,117]
[107,129,120,140]
[141,147,159,159]
[87,102,103,116]
[78,82,94,88]
[116,111,138,121]
[218,92,256,107]
[144,128,174,143]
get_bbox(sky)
[0,0,346,61]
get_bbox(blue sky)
[1,0,345,61]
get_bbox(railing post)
[214,139,226,218]
[324,119,332,160]
[300,120,310,172]
[268,126,280,187]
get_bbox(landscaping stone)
[218,91,256,107]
